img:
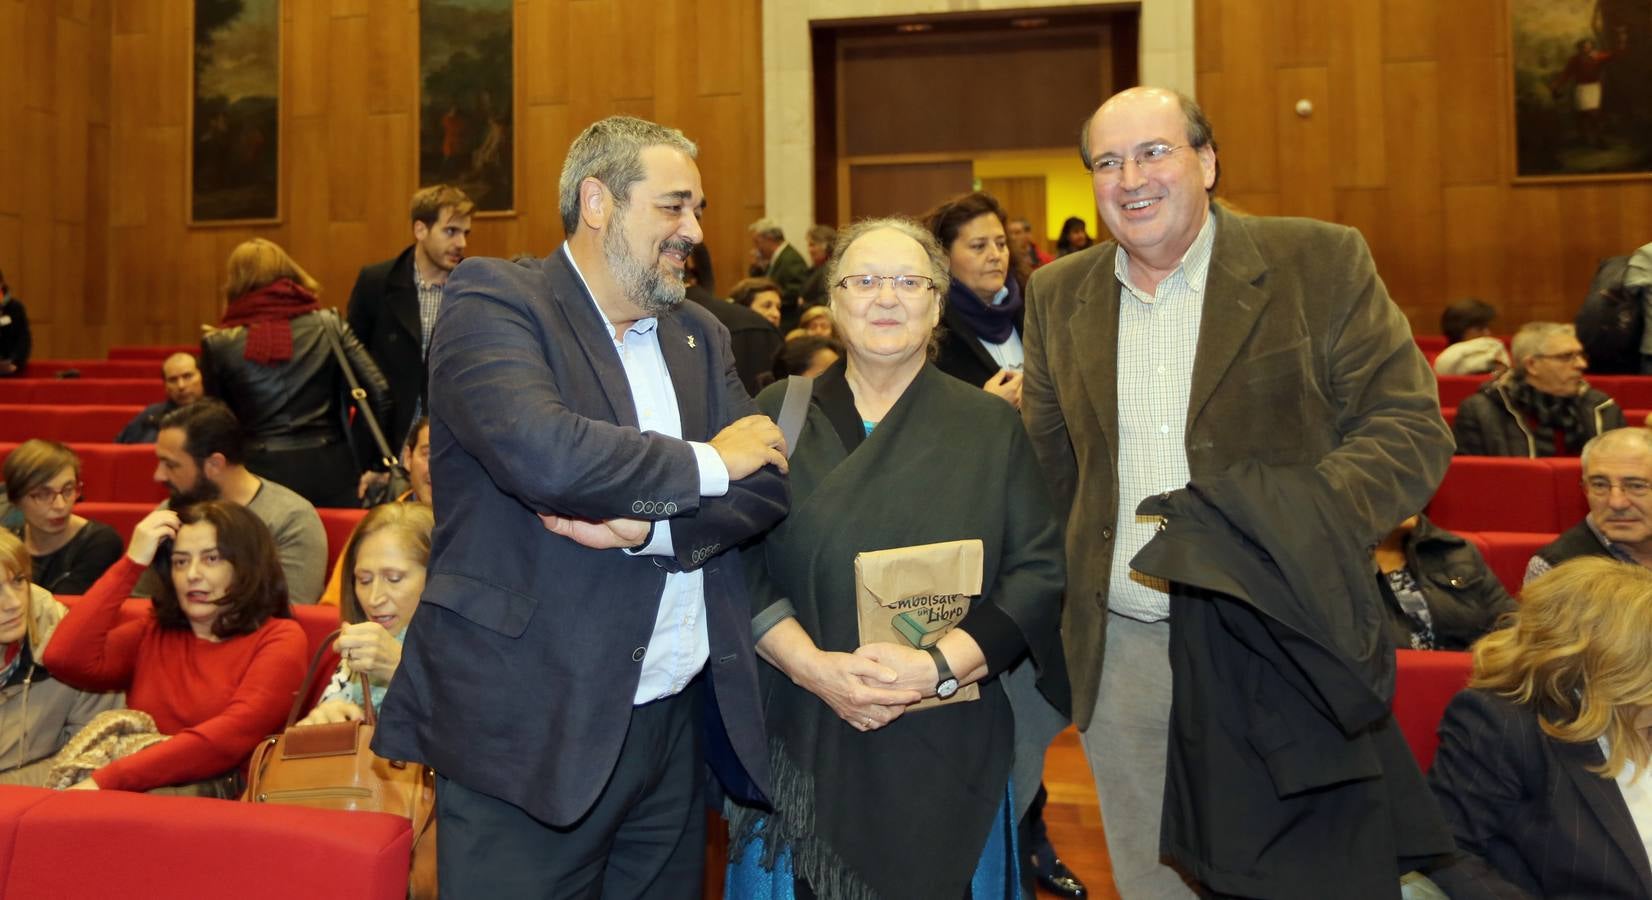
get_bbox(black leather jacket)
[201,310,391,449]
[1382,514,1518,651]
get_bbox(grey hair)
[824,217,952,304]
[748,218,785,241]
[558,116,697,235]
[1510,322,1574,374]
[1582,427,1652,471]
[1078,88,1220,192]
[806,223,837,247]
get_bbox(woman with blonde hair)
[1427,556,1652,897]
[201,238,389,508]
[0,530,121,785]
[299,502,433,725]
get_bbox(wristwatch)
[925,645,960,699]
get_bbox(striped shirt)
[413,268,444,358]
[1109,212,1216,622]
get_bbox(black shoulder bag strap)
[321,310,397,472]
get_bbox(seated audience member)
[1054,216,1091,256]
[1452,322,1623,457]
[1371,514,1516,651]
[1434,297,1509,376]
[1426,557,1652,897]
[300,502,432,725]
[3,441,122,595]
[1526,427,1652,584]
[0,530,122,786]
[1575,241,1652,375]
[730,276,784,330]
[769,335,841,385]
[320,418,431,607]
[798,304,835,339]
[138,400,327,604]
[202,239,391,509]
[683,245,781,397]
[798,223,836,307]
[0,267,28,376]
[42,503,307,794]
[1008,216,1053,271]
[115,353,206,444]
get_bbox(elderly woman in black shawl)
[725,218,1068,900]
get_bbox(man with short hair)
[797,223,836,307]
[1022,86,1452,897]
[347,184,474,481]
[114,353,205,444]
[1453,321,1624,457]
[747,217,810,328]
[1008,216,1053,270]
[374,115,788,897]
[1526,427,1652,582]
[139,399,327,604]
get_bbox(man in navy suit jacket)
[374,116,790,898]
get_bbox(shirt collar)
[562,243,659,339]
[1114,207,1218,301]
[1585,516,1638,563]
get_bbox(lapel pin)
[686,335,696,349]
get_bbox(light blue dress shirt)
[563,245,730,705]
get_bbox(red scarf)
[219,278,321,365]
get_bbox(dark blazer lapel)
[1188,206,1272,428]
[1554,737,1652,895]
[388,248,423,343]
[1070,248,1121,460]
[543,252,640,428]
[655,311,710,442]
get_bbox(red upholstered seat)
[18,359,168,379]
[106,345,198,361]
[317,507,368,569]
[1587,376,1652,409]
[3,379,165,406]
[1428,457,1558,533]
[1391,649,1473,771]
[0,787,410,899]
[0,443,164,504]
[1414,335,1449,355]
[1435,375,1493,408]
[0,405,147,443]
[1473,531,1556,596]
[1542,457,1587,530]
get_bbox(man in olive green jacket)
[1021,86,1452,897]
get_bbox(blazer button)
[631,500,645,514]
[632,647,646,662]
[664,501,678,515]
[1101,527,1113,540]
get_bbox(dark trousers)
[245,438,360,509]
[435,684,705,899]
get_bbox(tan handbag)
[243,631,437,898]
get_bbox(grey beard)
[603,227,686,316]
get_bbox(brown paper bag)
[854,539,984,710]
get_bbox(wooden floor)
[704,725,1119,898]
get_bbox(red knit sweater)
[42,557,308,792]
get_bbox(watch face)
[936,678,960,699]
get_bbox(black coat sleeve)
[1424,690,1543,899]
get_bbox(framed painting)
[1510,0,1652,182]
[419,0,515,214]
[188,0,282,225]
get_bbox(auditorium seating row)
[1392,649,1472,771]
[14,359,163,379]
[0,442,164,504]
[4,379,164,406]
[1437,373,1652,409]
[0,786,412,899]
[0,405,146,444]
[106,345,198,361]
[72,503,367,575]
[1428,456,1584,535]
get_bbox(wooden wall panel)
[0,0,109,359]
[1197,0,1652,332]
[13,0,766,357]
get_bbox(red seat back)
[1473,531,1555,596]
[0,405,147,444]
[0,787,411,900]
[1392,650,1474,771]
[0,443,164,504]
[317,508,367,573]
[3,379,165,406]
[1435,375,1492,408]
[105,345,198,361]
[1429,457,1558,533]
[18,360,168,379]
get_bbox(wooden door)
[980,175,1050,253]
